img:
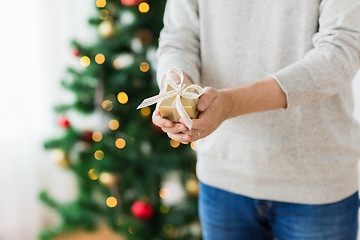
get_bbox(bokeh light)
[138,2,150,13]
[96,0,106,8]
[92,131,102,142]
[95,53,106,64]
[117,92,129,104]
[170,140,180,148]
[102,100,113,111]
[139,62,150,72]
[88,169,99,180]
[115,138,126,149]
[106,196,117,208]
[94,150,104,160]
[160,205,170,214]
[159,188,170,199]
[99,9,109,20]
[140,107,151,117]
[109,119,119,130]
[80,56,90,67]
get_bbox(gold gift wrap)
[159,84,200,122]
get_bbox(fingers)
[152,109,173,128]
[167,133,192,144]
[197,87,218,112]
[153,109,189,134]
[162,123,187,134]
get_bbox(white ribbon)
[137,67,203,130]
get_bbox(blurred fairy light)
[191,142,196,150]
[106,196,117,208]
[95,53,106,64]
[99,9,109,20]
[94,150,104,160]
[138,2,150,13]
[88,169,99,180]
[140,107,151,117]
[170,139,180,148]
[160,205,170,214]
[96,0,106,8]
[115,138,126,149]
[109,119,119,130]
[159,188,170,199]
[102,100,113,111]
[163,224,172,233]
[92,131,103,142]
[140,62,150,72]
[100,172,115,185]
[113,54,135,70]
[117,92,129,104]
[80,56,90,67]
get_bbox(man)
[153,1,360,239]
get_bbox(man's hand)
[153,76,287,144]
[167,87,230,144]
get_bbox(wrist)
[219,89,236,120]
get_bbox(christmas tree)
[40,0,201,239]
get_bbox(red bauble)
[73,48,80,57]
[121,0,144,6]
[131,201,154,220]
[58,116,71,128]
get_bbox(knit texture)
[156,0,360,204]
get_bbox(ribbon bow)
[137,67,203,130]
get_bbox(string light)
[100,172,115,185]
[115,138,126,149]
[162,224,172,233]
[99,9,109,20]
[102,100,113,111]
[140,107,151,117]
[96,0,106,8]
[88,169,99,180]
[92,131,102,142]
[139,62,150,72]
[117,92,129,104]
[109,119,119,130]
[106,196,117,207]
[160,205,170,214]
[170,139,180,148]
[159,188,170,199]
[94,150,104,160]
[80,56,90,67]
[95,53,106,64]
[191,142,196,150]
[138,2,150,13]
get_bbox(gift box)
[137,67,203,130]
[158,83,200,122]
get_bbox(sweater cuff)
[270,62,315,110]
[156,57,200,89]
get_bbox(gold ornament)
[50,149,70,168]
[185,178,199,197]
[98,20,115,38]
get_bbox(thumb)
[197,87,218,112]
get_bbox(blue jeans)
[199,182,359,240]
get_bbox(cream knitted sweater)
[156,0,360,204]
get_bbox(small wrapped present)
[137,67,203,130]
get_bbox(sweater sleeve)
[270,0,360,110]
[156,0,201,88]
